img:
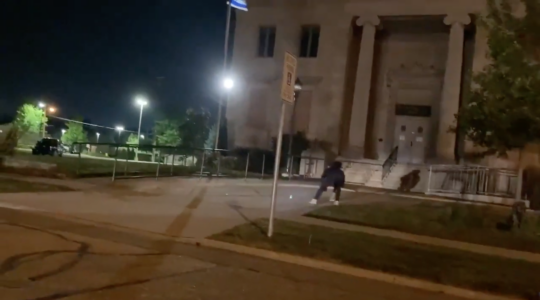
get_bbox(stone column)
[348,15,380,157]
[437,13,471,161]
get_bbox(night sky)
[0,0,229,131]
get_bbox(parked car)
[31,138,64,157]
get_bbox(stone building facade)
[226,0,490,165]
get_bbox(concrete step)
[342,160,381,185]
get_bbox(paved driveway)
[0,206,467,300]
[0,178,354,238]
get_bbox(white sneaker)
[333,201,340,206]
[309,199,318,205]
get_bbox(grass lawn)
[12,151,197,177]
[211,219,540,298]
[306,200,540,253]
[0,178,73,193]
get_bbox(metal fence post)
[426,165,433,194]
[112,146,118,182]
[76,143,82,176]
[170,153,175,176]
[261,154,266,180]
[199,151,206,178]
[155,152,161,180]
[244,152,250,179]
[288,155,292,181]
[124,145,129,176]
[216,151,221,178]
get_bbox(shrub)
[0,127,19,156]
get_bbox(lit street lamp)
[38,102,56,138]
[140,134,145,139]
[215,77,234,150]
[115,126,124,138]
[223,78,234,90]
[96,132,100,143]
[135,96,148,161]
[61,129,66,135]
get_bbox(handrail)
[382,146,399,181]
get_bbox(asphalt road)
[0,206,468,300]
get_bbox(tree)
[127,133,139,145]
[178,108,211,149]
[204,124,217,149]
[154,119,181,147]
[454,0,540,200]
[13,104,45,139]
[61,121,87,145]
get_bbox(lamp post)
[38,102,56,138]
[287,78,303,179]
[115,126,124,143]
[215,77,234,150]
[96,132,100,143]
[135,96,148,161]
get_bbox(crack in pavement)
[0,222,90,283]
[0,203,336,295]
[0,222,170,285]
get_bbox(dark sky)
[0,0,229,130]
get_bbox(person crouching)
[309,161,345,206]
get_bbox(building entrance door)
[394,116,429,164]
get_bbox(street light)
[140,134,145,139]
[223,77,234,90]
[37,101,56,138]
[135,96,148,161]
[96,132,100,143]
[215,77,234,150]
[287,78,303,179]
[61,129,66,135]
[115,126,124,137]
[135,97,147,142]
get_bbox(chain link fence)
[71,143,305,181]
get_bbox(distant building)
[224,0,528,198]
[226,0,489,166]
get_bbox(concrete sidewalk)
[0,178,341,239]
[1,176,538,265]
[0,207,478,300]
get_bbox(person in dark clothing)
[310,161,346,206]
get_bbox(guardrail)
[382,146,398,181]
[426,164,518,198]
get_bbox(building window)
[257,26,276,57]
[299,26,320,58]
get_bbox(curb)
[193,239,521,300]
[8,207,521,300]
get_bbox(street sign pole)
[268,52,297,238]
